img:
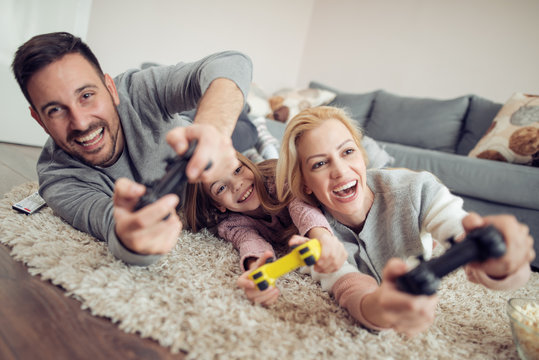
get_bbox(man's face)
[27,53,124,167]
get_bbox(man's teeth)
[77,128,103,146]
[239,186,253,202]
[333,180,357,192]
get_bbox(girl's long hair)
[182,152,291,233]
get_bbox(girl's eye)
[215,184,226,195]
[312,160,326,170]
[234,165,243,175]
[343,148,355,156]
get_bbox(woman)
[276,106,534,337]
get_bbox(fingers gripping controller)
[396,225,506,295]
[249,239,322,291]
[134,140,211,212]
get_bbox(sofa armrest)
[379,141,539,211]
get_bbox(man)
[12,32,253,265]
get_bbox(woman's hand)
[237,251,280,306]
[462,212,535,279]
[362,258,438,337]
[291,228,348,273]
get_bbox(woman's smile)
[332,180,358,200]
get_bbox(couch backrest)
[309,81,501,155]
[455,95,502,155]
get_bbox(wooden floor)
[0,142,184,360]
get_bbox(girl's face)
[297,118,371,227]
[203,159,261,214]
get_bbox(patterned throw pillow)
[468,93,539,167]
[268,88,337,123]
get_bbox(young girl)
[276,106,534,337]
[182,152,366,306]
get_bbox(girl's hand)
[294,227,348,273]
[462,213,535,279]
[237,251,280,306]
[363,258,438,337]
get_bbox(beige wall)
[299,0,539,102]
[4,0,538,146]
[86,0,314,95]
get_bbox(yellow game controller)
[249,238,321,291]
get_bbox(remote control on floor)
[12,191,47,215]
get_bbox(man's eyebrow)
[304,139,354,163]
[40,84,98,113]
[75,84,97,94]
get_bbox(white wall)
[86,0,314,95]
[299,0,539,103]
[3,0,538,146]
[0,0,92,146]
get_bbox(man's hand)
[166,123,236,184]
[113,178,182,254]
[166,77,244,184]
[462,212,535,279]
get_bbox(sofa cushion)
[468,93,539,166]
[455,95,502,155]
[366,91,469,153]
[309,81,378,128]
[379,141,539,211]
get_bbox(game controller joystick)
[396,225,506,295]
[134,140,209,212]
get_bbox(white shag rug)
[1,182,537,360]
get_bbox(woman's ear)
[303,185,313,195]
[217,204,227,213]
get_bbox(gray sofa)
[263,81,539,270]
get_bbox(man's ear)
[104,73,120,106]
[30,106,49,134]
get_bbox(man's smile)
[74,127,104,148]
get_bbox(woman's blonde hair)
[182,152,288,232]
[275,106,368,207]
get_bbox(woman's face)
[203,159,261,214]
[297,118,371,226]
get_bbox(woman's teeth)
[239,186,253,202]
[333,180,357,198]
[76,128,104,146]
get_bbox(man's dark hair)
[11,32,104,108]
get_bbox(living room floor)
[0,142,42,195]
[0,142,184,359]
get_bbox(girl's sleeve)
[218,214,275,271]
[288,197,333,236]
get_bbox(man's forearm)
[194,78,245,137]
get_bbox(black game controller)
[396,225,506,295]
[134,140,210,212]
